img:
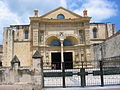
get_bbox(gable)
[40,7,82,19]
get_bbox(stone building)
[3,7,116,69]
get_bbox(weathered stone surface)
[0,55,43,90]
[92,31,120,60]
[0,84,42,90]
[104,31,120,58]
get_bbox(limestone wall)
[90,23,116,44]
[3,25,32,67]
[0,53,43,90]
[91,44,102,60]
[3,28,14,66]
[106,23,116,37]
[13,25,30,41]
[0,66,43,90]
[90,23,106,39]
[14,41,32,66]
[104,31,120,58]
[92,31,120,60]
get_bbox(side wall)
[14,42,32,66]
[92,31,120,60]
[104,31,120,58]
[3,28,14,66]
[90,23,116,44]
[3,25,32,67]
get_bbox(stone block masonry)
[0,51,43,90]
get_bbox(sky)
[0,0,120,44]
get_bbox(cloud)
[60,0,67,8]
[0,0,22,44]
[4,0,67,16]
[72,0,118,22]
[0,0,67,44]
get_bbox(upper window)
[50,40,61,46]
[63,40,73,46]
[93,27,97,38]
[24,30,29,39]
[57,14,65,19]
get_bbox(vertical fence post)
[100,60,104,87]
[80,61,86,87]
[62,62,66,88]
[42,59,44,88]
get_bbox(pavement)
[43,86,120,90]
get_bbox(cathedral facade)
[3,7,116,68]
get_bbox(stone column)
[11,55,20,70]
[61,40,64,63]
[58,32,66,69]
[9,55,20,83]
[32,22,39,46]
[32,50,43,89]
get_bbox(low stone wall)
[0,67,43,90]
[0,84,41,90]
[0,51,43,90]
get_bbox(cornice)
[29,17,91,23]
[14,40,31,42]
[90,39,106,41]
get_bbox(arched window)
[50,40,61,46]
[93,27,97,38]
[63,40,72,46]
[57,14,65,19]
[24,30,29,39]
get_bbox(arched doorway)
[45,35,78,69]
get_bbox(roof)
[90,23,106,24]
[32,51,42,58]
[40,7,82,18]
[11,55,20,63]
[90,22,115,25]
[10,25,30,29]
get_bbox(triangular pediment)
[40,7,82,19]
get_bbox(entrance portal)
[51,52,61,69]
[51,52,73,69]
[64,52,73,69]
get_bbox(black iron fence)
[43,57,120,88]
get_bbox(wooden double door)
[51,52,73,69]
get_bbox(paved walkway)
[43,86,120,90]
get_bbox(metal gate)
[43,57,120,88]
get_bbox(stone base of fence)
[0,84,42,90]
